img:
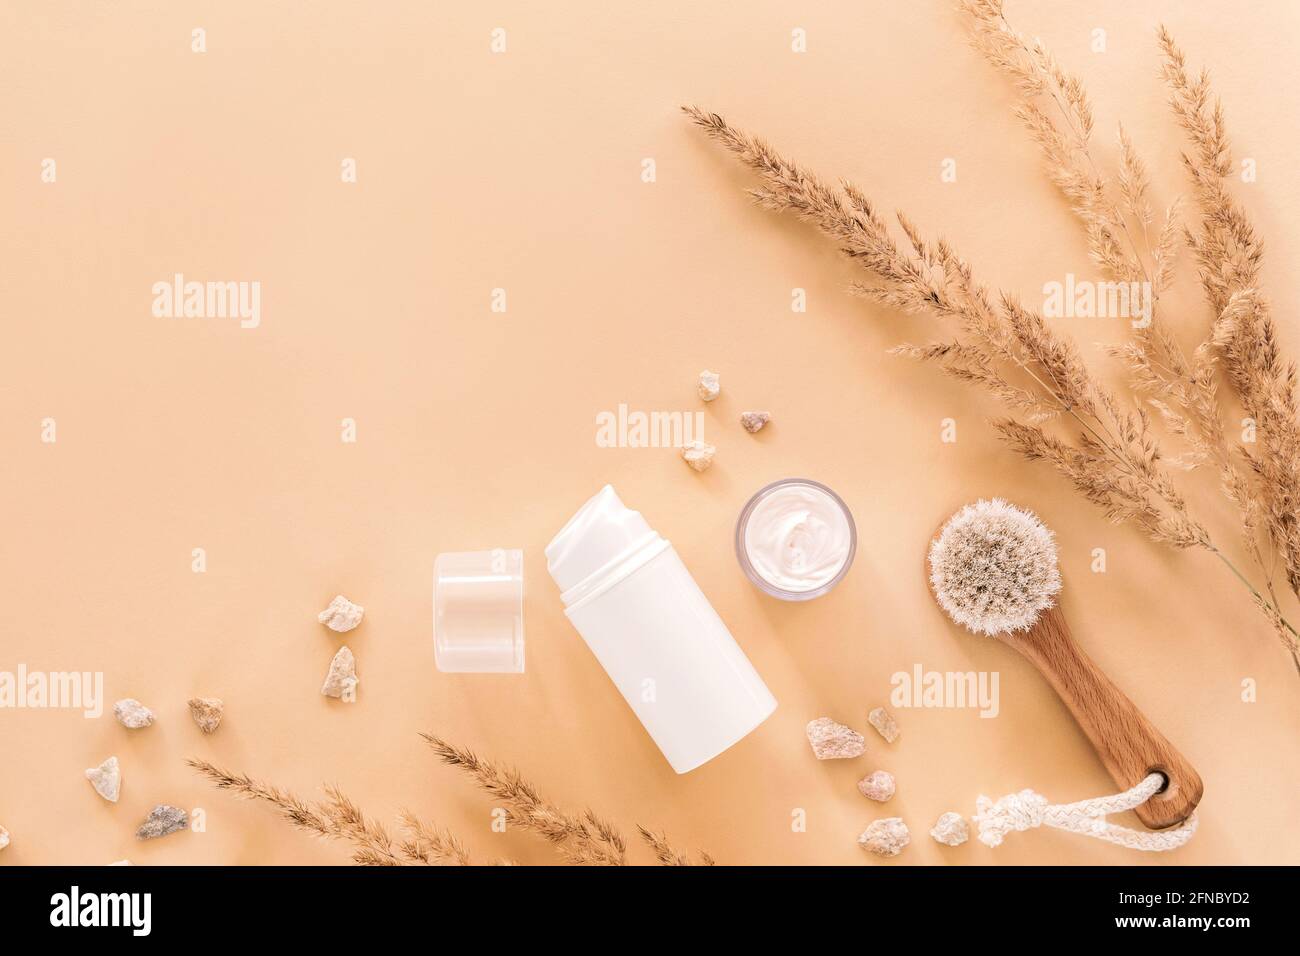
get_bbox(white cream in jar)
[735,479,856,600]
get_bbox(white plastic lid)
[433,549,525,673]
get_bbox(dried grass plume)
[191,736,716,866]
[187,757,474,866]
[685,0,1300,677]
[421,732,715,866]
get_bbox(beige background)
[2,0,1298,866]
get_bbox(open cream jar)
[735,478,856,601]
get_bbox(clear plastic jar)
[735,478,857,601]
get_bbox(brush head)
[928,498,1062,637]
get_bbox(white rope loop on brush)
[973,772,1198,852]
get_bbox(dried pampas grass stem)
[191,736,715,866]
[187,757,474,866]
[638,826,716,866]
[685,0,1300,677]
[420,732,627,865]
[421,732,715,866]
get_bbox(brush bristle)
[929,498,1062,636]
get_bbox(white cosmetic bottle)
[546,485,777,773]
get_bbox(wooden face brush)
[928,499,1202,829]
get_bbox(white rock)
[740,411,771,433]
[85,756,121,803]
[0,826,9,851]
[108,860,132,866]
[930,811,970,847]
[868,706,900,743]
[187,696,224,734]
[857,770,896,802]
[113,698,155,729]
[321,646,358,700]
[697,369,720,402]
[682,439,716,472]
[805,717,866,759]
[858,817,910,857]
[318,594,364,633]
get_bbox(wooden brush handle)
[1001,605,1202,829]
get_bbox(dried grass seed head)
[929,498,1062,636]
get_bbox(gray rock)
[85,756,121,803]
[805,717,866,759]
[136,805,188,840]
[740,411,771,433]
[113,698,155,729]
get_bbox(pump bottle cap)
[545,485,665,605]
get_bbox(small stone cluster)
[805,707,968,856]
[2,594,370,861]
[318,595,362,700]
[680,369,773,472]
